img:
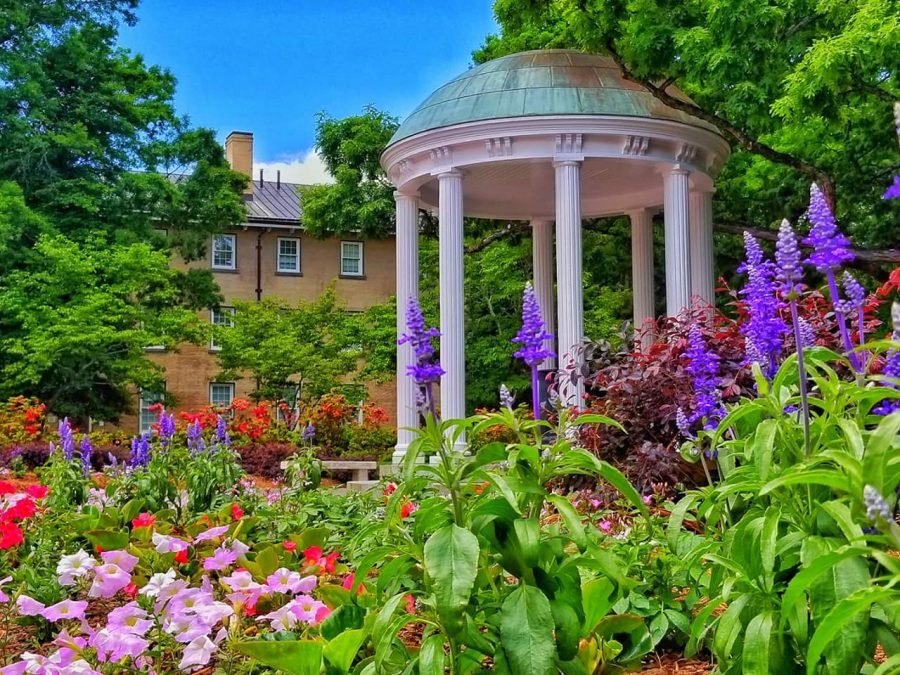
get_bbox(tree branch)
[604,42,837,208]
[715,222,900,269]
[465,221,530,254]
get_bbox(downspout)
[255,230,263,301]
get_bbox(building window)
[277,237,301,273]
[139,385,165,434]
[209,307,235,351]
[340,241,364,277]
[212,234,236,270]
[209,382,235,408]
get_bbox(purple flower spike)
[775,220,803,297]
[129,433,150,469]
[803,184,854,272]
[499,384,514,411]
[884,176,900,200]
[80,435,92,477]
[842,272,866,310]
[58,418,75,461]
[301,422,316,442]
[512,282,556,367]
[512,282,555,420]
[739,231,787,377]
[187,419,205,456]
[398,297,444,418]
[684,324,724,430]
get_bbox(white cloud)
[254,149,334,185]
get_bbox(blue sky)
[120,1,498,182]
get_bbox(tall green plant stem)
[789,300,812,457]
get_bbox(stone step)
[378,463,395,479]
[345,480,380,493]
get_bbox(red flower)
[132,513,156,529]
[341,573,366,595]
[400,501,418,519]
[174,549,189,564]
[313,605,332,625]
[404,594,416,614]
[0,481,16,496]
[95,545,105,554]
[323,551,340,573]
[383,483,396,497]
[4,498,35,521]
[0,522,23,549]
[23,409,40,423]
[24,485,49,500]
[230,503,244,521]
[123,583,138,599]
[24,424,40,436]
[148,403,164,413]
[303,546,323,565]
[243,603,257,617]
[283,541,297,553]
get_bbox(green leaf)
[759,469,850,495]
[780,546,870,629]
[323,629,367,672]
[547,495,587,551]
[806,587,895,675]
[589,454,648,517]
[863,413,900,495]
[500,585,557,675]
[749,419,777,481]
[419,634,446,675]
[233,640,323,675]
[582,577,616,633]
[83,529,129,551]
[760,506,781,577]
[550,599,581,661]
[513,518,541,567]
[424,524,479,637]
[742,611,774,675]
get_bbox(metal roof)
[390,49,714,144]
[245,180,304,223]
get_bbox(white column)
[531,219,556,370]
[690,188,715,309]
[393,192,419,464]
[438,170,466,426]
[629,208,655,349]
[554,160,584,408]
[663,167,692,317]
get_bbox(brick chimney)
[225,131,253,192]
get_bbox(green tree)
[300,107,399,238]
[475,0,900,248]
[214,286,394,409]
[0,0,248,420]
[0,216,205,426]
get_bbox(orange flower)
[400,501,418,519]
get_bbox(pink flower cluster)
[3,521,335,673]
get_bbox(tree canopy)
[0,0,248,422]
[300,107,399,239]
[475,0,900,248]
[213,286,394,408]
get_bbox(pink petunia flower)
[56,550,96,586]
[203,546,237,571]
[193,525,229,543]
[100,550,139,573]
[106,603,153,636]
[40,599,88,622]
[152,533,190,554]
[88,563,131,598]
[15,594,45,616]
[179,635,217,670]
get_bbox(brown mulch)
[641,652,713,674]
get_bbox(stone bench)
[279,459,378,483]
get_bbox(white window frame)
[209,382,235,408]
[276,237,301,274]
[209,307,235,351]
[139,384,165,434]
[211,234,236,271]
[340,241,364,277]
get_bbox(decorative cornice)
[485,136,513,158]
[675,143,698,163]
[622,135,650,156]
[555,133,583,155]
[429,146,452,164]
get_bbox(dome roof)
[389,49,714,144]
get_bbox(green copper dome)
[390,49,713,144]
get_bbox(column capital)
[553,159,582,169]
[689,185,716,195]
[393,190,419,202]
[626,207,654,221]
[435,168,465,180]
[660,164,691,177]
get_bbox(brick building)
[123,131,397,432]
